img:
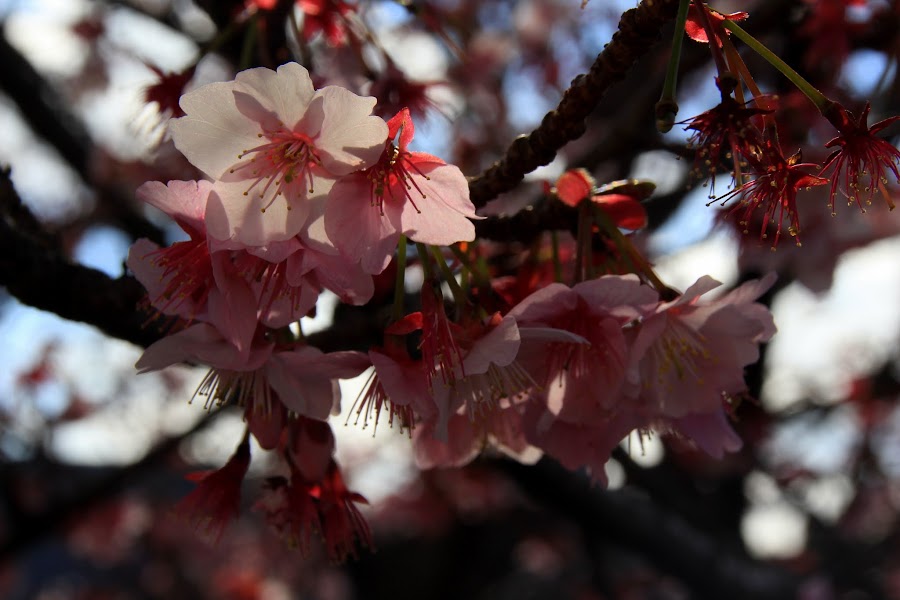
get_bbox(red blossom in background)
[821,101,900,213]
[143,64,195,119]
[298,0,356,46]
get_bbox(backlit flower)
[681,96,770,195]
[325,108,477,274]
[625,274,777,418]
[718,140,827,247]
[821,101,900,213]
[176,434,251,543]
[509,275,658,425]
[169,62,387,246]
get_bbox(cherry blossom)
[821,101,900,213]
[169,62,387,246]
[176,434,251,543]
[625,274,777,418]
[136,322,368,420]
[508,275,658,425]
[325,108,478,274]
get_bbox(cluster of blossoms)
[130,61,776,559]
[677,3,900,249]
[130,62,476,559]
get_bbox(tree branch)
[0,168,159,348]
[467,0,680,208]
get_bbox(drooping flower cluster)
[129,62,479,559]
[352,270,775,485]
[680,3,900,248]
[130,59,777,560]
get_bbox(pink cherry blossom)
[348,345,433,434]
[625,274,777,418]
[325,108,479,274]
[169,62,388,246]
[412,403,538,469]
[508,275,658,425]
[136,322,369,421]
[127,180,216,321]
[424,312,588,440]
[521,401,641,486]
[127,180,263,356]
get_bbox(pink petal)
[326,173,400,274]
[233,62,316,130]
[170,82,262,180]
[573,274,659,320]
[136,180,211,236]
[462,315,521,374]
[507,283,578,324]
[205,178,327,246]
[135,324,267,373]
[397,163,478,245]
[315,87,388,175]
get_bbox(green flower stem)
[723,19,830,112]
[550,231,563,283]
[392,235,408,321]
[656,0,691,132]
[238,13,259,70]
[591,205,673,296]
[574,201,591,284]
[429,245,468,309]
[416,242,435,280]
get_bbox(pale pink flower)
[664,409,743,459]
[426,313,587,440]
[136,322,369,420]
[325,108,478,274]
[169,62,388,246]
[508,275,658,425]
[625,274,777,418]
[347,345,433,434]
[226,235,373,329]
[412,403,538,469]
[127,180,261,356]
[521,401,641,486]
[266,345,370,420]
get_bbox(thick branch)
[0,169,158,348]
[467,0,680,208]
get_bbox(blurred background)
[1,0,900,597]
